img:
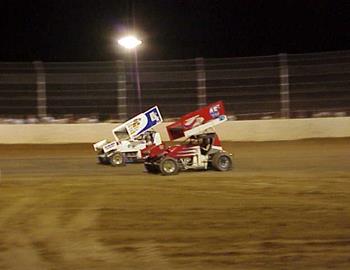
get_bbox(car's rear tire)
[212,151,233,171]
[110,152,126,166]
[159,157,179,175]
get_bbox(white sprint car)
[93,106,163,166]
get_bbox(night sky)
[1,0,349,61]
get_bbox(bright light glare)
[117,36,142,49]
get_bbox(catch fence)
[0,50,349,122]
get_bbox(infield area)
[0,139,349,269]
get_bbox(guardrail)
[0,117,349,144]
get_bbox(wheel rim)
[113,154,123,165]
[219,156,230,169]
[163,160,176,173]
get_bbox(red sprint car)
[143,101,233,175]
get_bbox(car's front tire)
[110,152,126,166]
[159,157,179,175]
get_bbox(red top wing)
[166,101,225,140]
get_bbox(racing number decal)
[131,106,163,138]
[209,104,221,118]
[150,111,160,123]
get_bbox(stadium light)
[117,35,142,49]
[117,34,143,112]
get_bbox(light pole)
[117,35,142,112]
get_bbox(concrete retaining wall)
[0,117,349,144]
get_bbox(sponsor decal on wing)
[126,117,145,137]
[184,115,205,129]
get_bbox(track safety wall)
[0,117,349,144]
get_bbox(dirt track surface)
[0,139,350,270]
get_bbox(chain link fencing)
[0,50,349,123]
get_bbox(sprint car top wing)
[112,106,163,141]
[166,100,227,140]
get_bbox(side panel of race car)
[166,145,198,158]
[141,143,165,158]
[102,141,118,153]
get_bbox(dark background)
[0,0,349,61]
